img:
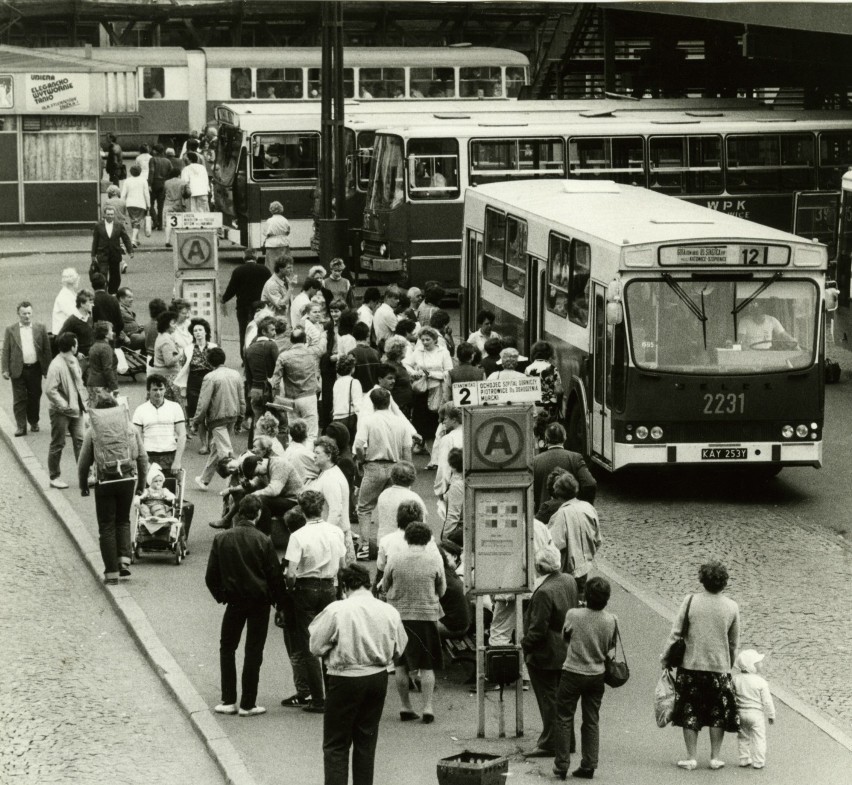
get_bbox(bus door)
[462,229,483,335]
[525,254,547,350]
[590,283,613,465]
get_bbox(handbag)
[654,668,677,728]
[411,373,429,394]
[427,382,444,412]
[663,594,693,669]
[144,214,153,237]
[604,619,630,688]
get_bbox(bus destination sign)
[659,244,790,267]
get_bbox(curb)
[0,405,259,785]
[596,556,852,753]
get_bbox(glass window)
[215,124,242,186]
[649,135,722,195]
[359,68,404,99]
[307,68,354,99]
[470,138,564,185]
[569,136,646,186]
[547,234,589,326]
[625,278,818,374]
[256,68,303,99]
[569,242,591,327]
[410,67,455,98]
[408,137,459,200]
[484,208,506,286]
[250,132,319,180]
[0,116,16,131]
[726,133,815,193]
[366,133,404,211]
[142,66,164,99]
[355,130,374,191]
[23,118,98,181]
[230,68,252,99]
[505,66,527,98]
[504,217,527,296]
[460,66,502,97]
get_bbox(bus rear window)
[359,68,404,99]
[505,66,527,97]
[569,136,646,186]
[649,135,722,195]
[142,67,164,99]
[470,138,564,185]
[251,133,319,180]
[408,138,459,200]
[460,66,502,97]
[257,68,303,99]
[307,68,354,98]
[726,133,815,193]
[410,67,455,98]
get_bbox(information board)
[452,376,541,407]
[169,212,223,230]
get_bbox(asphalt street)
[0,229,850,784]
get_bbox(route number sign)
[168,212,223,230]
[452,376,541,406]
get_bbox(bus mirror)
[606,279,622,302]
[826,283,839,312]
[606,302,623,326]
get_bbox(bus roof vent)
[477,121,529,127]
[580,110,615,118]
[685,111,724,117]
[650,119,700,125]
[562,181,620,194]
[434,113,471,120]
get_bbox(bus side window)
[546,234,571,318]
[505,217,527,296]
[484,208,506,286]
[142,67,164,99]
[568,241,591,328]
[231,68,252,99]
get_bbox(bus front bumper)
[612,440,822,470]
[360,252,406,275]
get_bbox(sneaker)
[356,543,371,561]
[677,760,698,771]
[214,703,238,715]
[571,768,594,779]
[709,760,725,770]
[29,423,39,432]
[194,476,209,492]
[238,706,267,717]
[49,478,69,489]
[119,567,131,578]
[739,761,753,768]
[120,261,128,273]
[281,694,311,707]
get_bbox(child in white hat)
[732,649,776,769]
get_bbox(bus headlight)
[650,426,663,440]
[635,426,649,440]
[795,424,809,438]
[781,425,794,439]
[810,422,818,430]
[379,243,388,257]
[360,240,366,252]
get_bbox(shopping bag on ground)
[655,668,676,728]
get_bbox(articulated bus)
[462,180,828,472]
[50,46,529,149]
[361,108,852,288]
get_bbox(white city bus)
[462,180,828,472]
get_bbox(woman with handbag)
[174,318,217,454]
[663,561,740,771]
[409,327,452,452]
[553,576,618,781]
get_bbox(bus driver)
[737,299,796,349]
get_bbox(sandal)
[280,694,311,707]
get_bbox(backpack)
[89,405,138,481]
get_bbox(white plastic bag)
[655,668,677,728]
[114,348,129,375]
[144,214,153,237]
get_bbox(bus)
[50,45,529,148]
[462,180,827,472]
[361,108,852,288]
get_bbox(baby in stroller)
[132,464,188,563]
[139,464,177,520]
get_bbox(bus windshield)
[625,278,818,374]
[215,124,242,186]
[366,134,404,211]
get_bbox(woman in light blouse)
[410,326,453,451]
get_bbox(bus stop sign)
[464,405,536,472]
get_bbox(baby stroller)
[131,468,189,565]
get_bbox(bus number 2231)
[703,393,745,414]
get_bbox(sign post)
[463,401,537,738]
[173,227,220,343]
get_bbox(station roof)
[0,44,134,73]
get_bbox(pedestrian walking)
[309,563,407,785]
[162,168,186,247]
[45,332,88,489]
[372,287,400,350]
[132,374,187,475]
[104,133,124,186]
[149,310,183,402]
[51,267,80,336]
[119,165,151,250]
[350,322,382,393]
[553,576,618,780]
[86,321,119,402]
[2,300,51,437]
[91,206,133,293]
[77,394,148,584]
[191,348,245,492]
[732,649,775,769]
[102,185,129,228]
[222,250,272,356]
[409,326,452,450]
[147,144,173,229]
[283,489,348,713]
[533,423,597,507]
[373,461,426,544]
[91,273,124,340]
[261,201,291,268]
[181,151,210,212]
[663,561,740,771]
[206,494,287,717]
[270,328,321,440]
[305,436,353,552]
[174,317,217,454]
[59,289,95,379]
[521,548,579,759]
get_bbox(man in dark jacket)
[221,250,272,359]
[147,144,174,230]
[91,206,133,294]
[205,494,287,716]
[91,273,124,340]
[533,422,597,507]
[104,133,123,186]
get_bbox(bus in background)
[462,180,827,472]
[361,108,852,288]
[51,45,529,149]
[834,168,852,301]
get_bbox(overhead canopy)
[0,44,132,72]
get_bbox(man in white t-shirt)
[357,287,381,331]
[737,300,796,349]
[372,287,400,348]
[304,436,352,549]
[132,374,187,474]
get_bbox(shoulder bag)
[604,618,630,688]
[663,594,693,669]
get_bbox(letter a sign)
[175,229,218,271]
[465,405,535,472]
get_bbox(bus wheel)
[566,405,587,457]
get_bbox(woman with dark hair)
[175,317,217,453]
[382,336,413,418]
[320,298,349,429]
[337,309,358,357]
[525,341,562,443]
[417,284,445,327]
[553,576,618,780]
[169,297,193,353]
[429,309,455,357]
[664,561,740,771]
[149,310,182,402]
[144,297,168,360]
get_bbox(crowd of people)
[1,247,775,783]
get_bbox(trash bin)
[436,751,509,785]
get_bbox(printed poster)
[25,73,90,112]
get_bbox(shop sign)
[25,73,90,112]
